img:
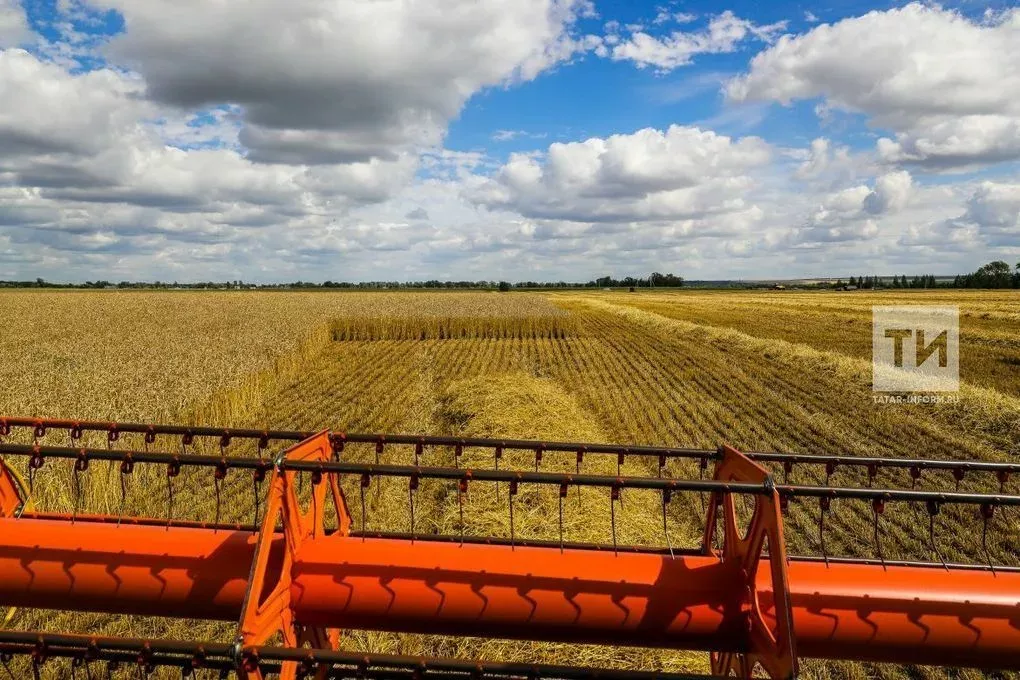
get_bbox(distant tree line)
[823,261,1019,290]
[951,261,1020,289]
[591,272,685,288]
[0,273,685,290]
[834,274,940,289]
[3,265,1016,290]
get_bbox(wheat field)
[1,288,1018,679]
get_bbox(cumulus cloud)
[466,125,771,225]
[798,171,912,243]
[86,0,596,165]
[0,46,418,257]
[0,49,148,160]
[727,4,1020,169]
[898,181,1018,250]
[863,170,912,214]
[0,0,27,47]
[609,11,787,71]
[954,182,1020,247]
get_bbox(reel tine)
[872,497,885,568]
[375,439,385,493]
[558,482,567,554]
[72,448,89,524]
[458,477,468,546]
[576,449,584,508]
[981,503,996,573]
[953,468,966,492]
[30,640,45,680]
[28,446,44,494]
[493,445,502,502]
[166,459,175,530]
[662,489,674,559]
[610,484,620,556]
[118,454,134,527]
[825,461,836,487]
[360,473,370,542]
[926,500,948,571]
[408,472,419,542]
[819,496,830,566]
[252,462,266,532]
[698,456,707,513]
[508,478,518,550]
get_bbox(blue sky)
[0,0,1017,282]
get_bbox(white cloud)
[797,171,912,244]
[652,10,697,25]
[492,129,548,142]
[957,182,1020,247]
[727,4,1020,170]
[899,181,1019,250]
[466,125,771,224]
[86,0,597,165]
[0,48,148,159]
[0,48,416,249]
[0,0,28,48]
[863,170,912,214]
[791,137,867,187]
[610,11,787,71]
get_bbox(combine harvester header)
[1,417,1019,679]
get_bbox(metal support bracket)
[703,445,797,680]
[236,431,351,680]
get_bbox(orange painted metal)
[237,431,349,680]
[782,560,1020,669]
[0,517,271,620]
[291,536,1020,670]
[3,517,1020,670]
[702,445,795,678]
[0,459,22,516]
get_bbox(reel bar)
[4,416,1018,478]
[4,442,1020,508]
[0,630,714,680]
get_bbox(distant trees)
[591,272,684,288]
[953,260,1020,289]
[6,264,1018,289]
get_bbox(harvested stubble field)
[2,288,1019,679]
